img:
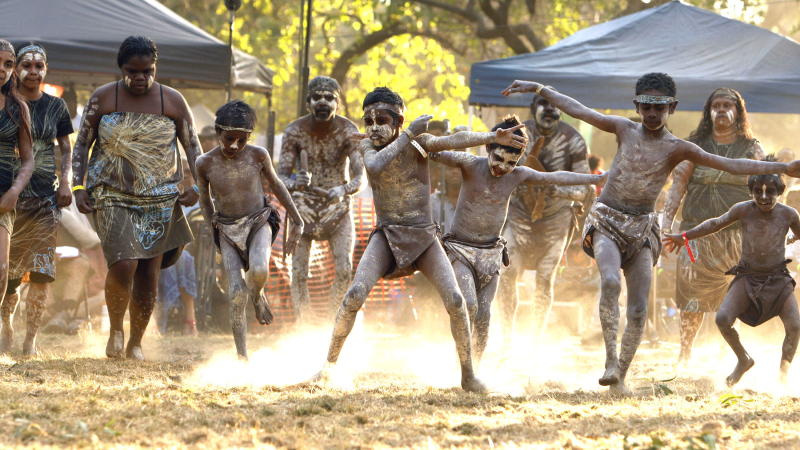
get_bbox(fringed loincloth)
[0,208,14,236]
[581,201,660,270]
[212,202,281,272]
[368,222,439,280]
[725,260,795,327]
[442,234,509,290]
[9,195,60,282]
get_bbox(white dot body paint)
[124,76,132,88]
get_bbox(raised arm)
[428,151,477,168]
[682,141,787,176]
[261,148,304,255]
[662,203,744,253]
[0,104,34,213]
[173,91,201,206]
[362,113,433,176]
[502,80,629,134]
[416,125,526,153]
[521,167,605,187]
[662,160,694,232]
[72,94,103,214]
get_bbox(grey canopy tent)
[0,0,273,95]
[469,1,800,113]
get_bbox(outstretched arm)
[261,149,304,255]
[428,151,477,168]
[682,141,789,176]
[662,204,743,252]
[520,167,606,187]
[416,125,526,153]
[502,81,629,134]
[662,161,694,232]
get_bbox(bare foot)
[599,363,620,386]
[461,376,488,393]
[608,383,633,397]
[725,356,755,387]
[253,290,274,325]
[0,326,12,353]
[126,346,144,361]
[183,320,198,338]
[301,362,336,387]
[106,330,124,358]
[779,360,791,385]
[21,337,36,357]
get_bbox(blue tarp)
[469,1,800,113]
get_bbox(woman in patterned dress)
[71,36,202,360]
[0,43,74,355]
[0,40,34,353]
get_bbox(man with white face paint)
[496,88,594,355]
[662,87,766,365]
[278,76,365,324]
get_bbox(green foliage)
[718,393,754,408]
[636,370,678,396]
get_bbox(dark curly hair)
[117,36,158,68]
[362,87,404,124]
[687,88,753,143]
[215,100,257,131]
[487,115,524,155]
[634,73,676,98]
[748,154,786,195]
[0,40,32,144]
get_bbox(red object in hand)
[683,232,695,263]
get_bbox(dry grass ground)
[1,321,799,449]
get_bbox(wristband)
[683,232,695,263]
[535,84,544,95]
[192,184,200,195]
[72,185,85,193]
[404,128,414,139]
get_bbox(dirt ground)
[1,320,799,450]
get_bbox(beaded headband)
[215,124,253,133]
[17,45,46,63]
[635,95,675,104]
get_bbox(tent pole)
[296,0,306,117]
[300,0,313,109]
[227,8,234,102]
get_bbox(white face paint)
[19,69,28,81]
[365,109,395,147]
[710,109,735,125]
[533,103,561,130]
[488,148,521,177]
[308,90,338,122]
[146,75,154,89]
[124,76,132,87]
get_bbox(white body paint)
[366,110,394,147]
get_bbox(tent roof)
[1,0,273,94]
[469,1,800,113]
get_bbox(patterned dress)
[9,93,73,284]
[676,137,757,312]
[87,88,192,268]
[0,102,20,234]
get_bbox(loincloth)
[676,227,741,313]
[368,222,439,280]
[442,234,509,290]
[91,186,192,269]
[581,201,660,270]
[292,191,351,240]
[725,260,795,327]
[212,201,281,272]
[9,195,60,282]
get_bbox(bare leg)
[326,234,391,364]
[496,257,521,353]
[417,243,486,392]
[530,231,569,349]
[179,288,198,337]
[105,260,138,358]
[327,218,354,322]
[290,235,313,325]
[220,240,250,359]
[22,282,50,356]
[616,246,653,392]
[0,228,10,352]
[778,294,799,384]
[0,291,19,353]
[473,275,500,370]
[678,311,704,364]
[126,254,163,360]
[246,226,274,326]
[452,260,479,366]
[715,279,756,386]
[592,233,624,387]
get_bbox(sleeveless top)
[87,83,181,199]
[23,93,73,198]
[680,136,757,230]
[0,102,21,195]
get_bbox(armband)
[72,185,85,193]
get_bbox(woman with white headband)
[70,36,202,360]
[0,43,74,355]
